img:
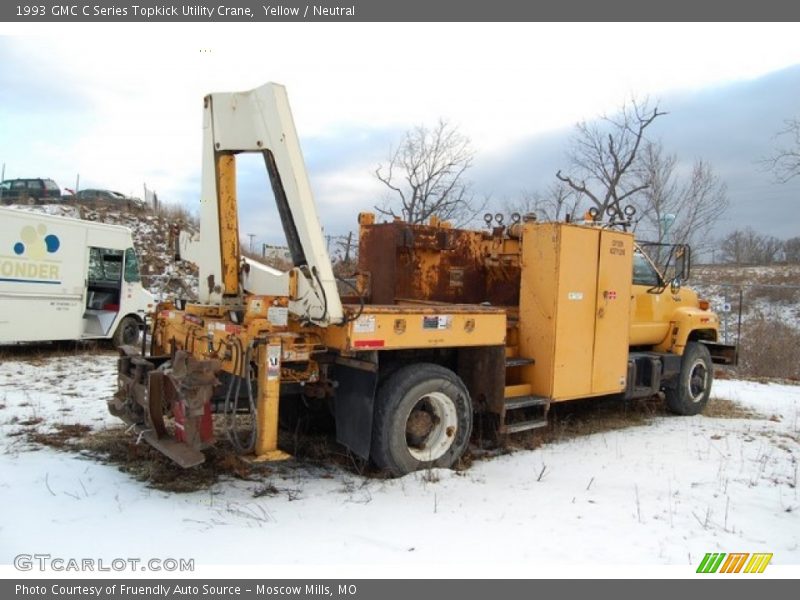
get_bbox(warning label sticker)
[267,306,289,327]
[422,315,451,330]
[353,315,376,334]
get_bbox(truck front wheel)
[665,342,713,415]
[113,315,141,347]
[371,363,472,476]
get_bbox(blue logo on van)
[1,224,62,285]
[13,225,60,259]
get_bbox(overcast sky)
[1,23,799,248]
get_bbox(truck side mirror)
[670,276,682,295]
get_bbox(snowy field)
[0,350,798,575]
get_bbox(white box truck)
[0,206,155,346]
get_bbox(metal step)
[504,395,549,411]
[505,357,535,368]
[504,419,549,434]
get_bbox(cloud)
[1,26,799,245]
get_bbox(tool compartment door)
[550,226,599,399]
[591,230,633,394]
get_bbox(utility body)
[112,83,736,474]
[0,207,154,346]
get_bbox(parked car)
[0,178,61,204]
[71,188,144,208]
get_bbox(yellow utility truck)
[111,83,736,475]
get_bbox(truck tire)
[113,315,140,347]
[371,363,472,476]
[665,342,713,416]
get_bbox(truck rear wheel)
[371,363,472,476]
[113,315,140,347]
[665,342,713,415]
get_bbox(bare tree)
[375,120,480,225]
[635,142,728,252]
[784,236,800,263]
[556,99,666,219]
[762,118,800,183]
[504,182,583,222]
[719,228,783,265]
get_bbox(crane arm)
[185,83,344,326]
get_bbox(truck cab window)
[124,248,142,283]
[632,251,661,287]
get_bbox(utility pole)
[344,231,353,262]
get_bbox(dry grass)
[15,374,769,490]
[0,342,115,364]
[502,393,763,452]
[703,398,762,419]
[22,411,357,493]
[693,264,800,287]
[507,395,664,451]
[27,423,91,447]
[736,317,800,381]
[22,393,767,491]
[27,424,257,493]
[153,202,198,228]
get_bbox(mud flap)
[332,360,379,459]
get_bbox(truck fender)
[655,307,719,355]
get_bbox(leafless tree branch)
[374,119,480,226]
[557,98,666,221]
[761,118,800,183]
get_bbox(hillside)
[693,264,800,380]
[5,201,199,301]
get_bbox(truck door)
[629,249,672,347]
[83,247,123,337]
[591,230,633,395]
[121,247,151,315]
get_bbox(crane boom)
[183,83,343,326]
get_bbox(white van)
[0,206,155,346]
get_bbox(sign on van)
[0,223,62,284]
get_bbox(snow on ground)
[0,352,798,571]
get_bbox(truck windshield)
[124,248,142,283]
[88,248,123,282]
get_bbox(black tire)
[665,342,713,415]
[113,315,141,347]
[371,363,472,476]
